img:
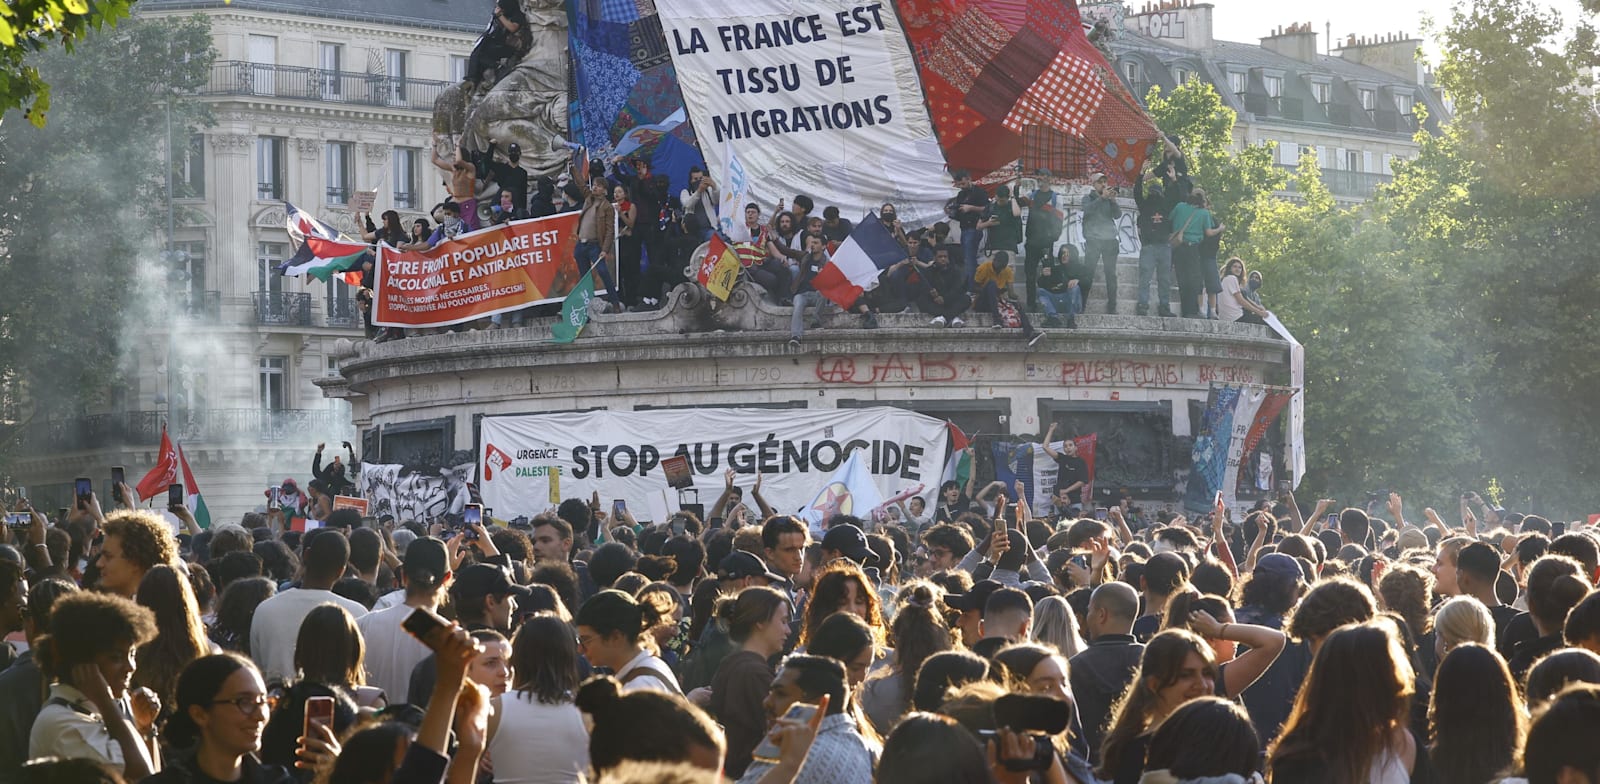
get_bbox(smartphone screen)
[74,477,92,500]
[1325,513,1338,529]
[1094,507,1108,521]
[401,606,451,649]
[111,466,125,487]
[168,484,185,507]
[751,703,818,763]
[269,486,282,507]
[613,499,626,518]
[304,696,335,738]
[463,504,482,526]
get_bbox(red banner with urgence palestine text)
[373,212,584,328]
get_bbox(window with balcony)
[319,42,343,98]
[394,147,419,209]
[326,141,354,205]
[1227,71,1247,95]
[257,136,286,200]
[327,280,358,328]
[259,357,287,411]
[174,240,210,316]
[1346,149,1363,172]
[1264,75,1283,98]
[1310,81,1331,104]
[387,49,409,105]
[257,241,286,295]
[177,133,205,198]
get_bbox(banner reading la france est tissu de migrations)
[373,212,585,328]
[479,407,949,522]
[656,0,952,228]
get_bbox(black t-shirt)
[1497,608,1534,660]
[1055,454,1089,503]
[956,185,990,230]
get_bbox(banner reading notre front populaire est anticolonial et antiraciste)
[479,408,949,522]
[373,212,584,329]
[656,0,953,228]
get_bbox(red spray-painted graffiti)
[813,354,983,385]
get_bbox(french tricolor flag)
[812,213,907,308]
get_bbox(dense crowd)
[4,467,1600,784]
[340,104,1273,345]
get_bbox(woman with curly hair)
[800,559,886,653]
[1378,562,1438,673]
[1285,576,1377,652]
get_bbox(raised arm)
[1211,499,1237,578]
[750,472,775,520]
[1041,422,1061,459]
[1189,610,1286,699]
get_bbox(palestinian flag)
[177,445,212,529]
[279,202,369,286]
[942,421,971,487]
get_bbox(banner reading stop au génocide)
[374,212,583,328]
[656,0,952,228]
[479,407,948,520]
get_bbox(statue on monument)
[432,0,569,197]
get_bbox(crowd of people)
[6,465,1600,784]
[337,122,1274,345]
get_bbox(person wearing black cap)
[946,579,1004,649]
[1233,553,1313,745]
[486,139,528,212]
[405,562,529,704]
[679,552,788,694]
[355,537,451,705]
[718,551,786,588]
[970,587,1033,659]
[820,524,874,567]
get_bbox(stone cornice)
[204,99,434,129]
[141,8,480,45]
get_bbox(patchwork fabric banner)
[657,0,954,228]
[895,0,1161,185]
[567,0,705,196]
[1183,385,1274,513]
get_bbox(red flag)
[1242,389,1295,456]
[136,427,180,502]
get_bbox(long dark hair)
[1429,643,1525,784]
[513,613,579,705]
[911,650,991,713]
[162,653,258,751]
[134,563,209,705]
[294,604,364,687]
[1144,696,1260,778]
[574,676,724,775]
[212,576,275,654]
[317,722,413,784]
[1098,629,1216,779]
[576,589,667,648]
[884,582,952,692]
[1268,622,1414,784]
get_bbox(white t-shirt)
[614,649,680,694]
[488,694,590,784]
[1219,274,1246,322]
[356,603,433,705]
[29,684,128,773]
[249,588,368,683]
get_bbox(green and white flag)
[550,268,596,344]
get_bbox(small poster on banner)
[661,456,694,490]
[547,466,562,504]
[333,496,369,514]
[351,190,377,213]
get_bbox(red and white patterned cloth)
[1003,51,1106,136]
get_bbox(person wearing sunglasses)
[144,653,298,784]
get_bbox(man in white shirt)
[250,529,367,683]
[679,166,718,244]
[356,536,451,705]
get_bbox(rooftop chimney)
[1335,30,1424,84]
[1260,21,1318,63]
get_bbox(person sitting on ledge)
[914,244,971,328]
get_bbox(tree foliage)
[1144,77,1287,251]
[0,0,138,127]
[0,15,215,434]
[1232,0,1600,515]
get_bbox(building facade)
[8,0,489,521]
[1091,0,1450,203]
